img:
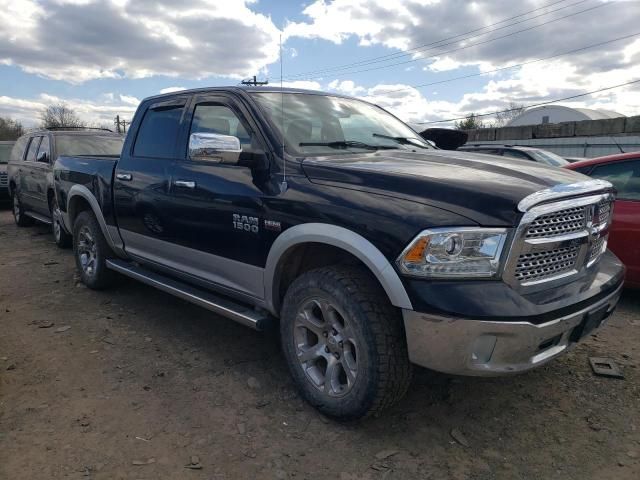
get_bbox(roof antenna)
[279,33,288,193]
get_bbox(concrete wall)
[467,115,640,141]
[463,136,640,159]
[464,115,640,158]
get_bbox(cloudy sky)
[0,0,639,128]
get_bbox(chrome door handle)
[116,173,132,181]
[174,180,196,189]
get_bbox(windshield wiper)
[372,133,430,149]
[299,140,396,151]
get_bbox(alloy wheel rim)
[77,226,97,276]
[53,207,62,241]
[294,298,359,397]
[13,195,20,221]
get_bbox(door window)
[37,136,50,162]
[590,160,640,201]
[10,136,29,162]
[25,137,42,162]
[133,104,184,158]
[189,104,252,148]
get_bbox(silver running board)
[105,259,271,330]
[25,211,52,225]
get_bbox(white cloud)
[328,80,366,96]
[284,0,639,82]
[0,92,138,127]
[0,0,282,83]
[160,86,187,94]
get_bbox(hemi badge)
[264,220,281,232]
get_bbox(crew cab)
[7,128,124,247]
[53,87,624,420]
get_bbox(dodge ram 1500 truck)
[53,87,625,420]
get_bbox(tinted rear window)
[55,135,124,157]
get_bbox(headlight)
[397,228,508,278]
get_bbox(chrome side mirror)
[189,132,241,164]
[37,151,48,163]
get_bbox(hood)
[302,149,588,226]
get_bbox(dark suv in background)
[458,144,568,167]
[7,128,124,246]
[0,140,15,201]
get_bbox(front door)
[588,158,640,285]
[166,94,271,300]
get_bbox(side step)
[25,211,52,225]
[105,259,272,330]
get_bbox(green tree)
[0,116,25,140]
[454,113,484,130]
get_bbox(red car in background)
[565,152,640,288]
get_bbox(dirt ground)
[0,206,639,480]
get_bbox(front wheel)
[12,192,34,227]
[73,211,116,289]
[52,197,72,248]
[280,266,412,420]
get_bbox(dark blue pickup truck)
[53,87,624,419]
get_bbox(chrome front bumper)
[402,282,623,376]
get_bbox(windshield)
[55,135,124,157]
[529,149,568,167]
[0,143,12,164]
[250,92,431,156]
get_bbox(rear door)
[113,97,188,262]
[587,159,640,285]
[21,136,42,211]
[32,135,52,215]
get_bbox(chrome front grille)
[506,183,615,288]
[595,199,611,227]
[525,206,585,239]
[515,245,581,282]
[0,172,7,187]
[588,235,607,265]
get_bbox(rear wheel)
[12,192,34,227]
[73,211,116,289]
[51,197,72,248]
[280,265,412,420]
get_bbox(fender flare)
[264,223,413,315]
[66,185,124,253]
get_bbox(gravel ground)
[1,206,639,480]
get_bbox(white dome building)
[506,105,624,126]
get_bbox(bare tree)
[40,103,85,129]
[494,102,526,127]
[454,113,485,130]
[0,116,25,140]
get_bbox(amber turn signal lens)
[403,237,429,263]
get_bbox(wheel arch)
[264,223,412,316]
[66,185,123,253]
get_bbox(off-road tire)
[12,192,34,227]
[73,211,116,290]
[51,197,72,248]
[280,265,412,420]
